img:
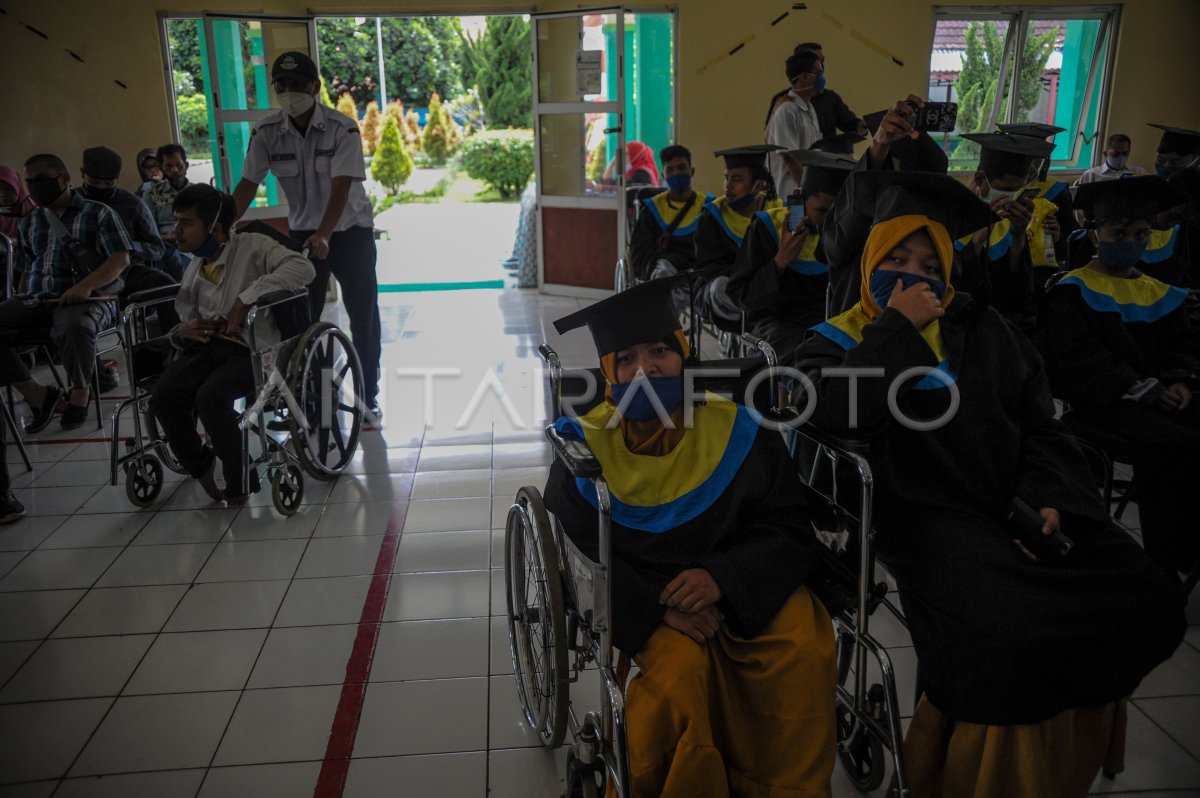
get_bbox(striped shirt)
[17,191,132,296]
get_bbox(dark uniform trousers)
[290,225,380,404]
[150,339,255,493]
[0,298,112,390]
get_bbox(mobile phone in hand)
[906,101,958,133]
[1006,498,1074,562]
[787,204,806,233]
[1016,187,1040,203]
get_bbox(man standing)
[232,51,381,418]
[143,143,192,280]
[1073,133,1146,185]
[763,43,867,155]
[766,50,823,200]
[0,154,131,430]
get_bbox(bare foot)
[198,460,224,501]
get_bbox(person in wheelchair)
[1038,176,1200,577]
[726,148,854,365]
[796,171,1185,798]
[628,145,712,283]
[546,277,836,797]
[150,185,314,503]
[693,145,783,329]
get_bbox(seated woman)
[545,277,836,798]
[797,171,1185,798]
[1039,175,1200,576]
[150,185,314,503]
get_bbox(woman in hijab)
[797,170,1185,798]
[545,277,835,797]
[596,140,661,189]
[135,148,163,199]
[0,165,38,294]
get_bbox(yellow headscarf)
[597,329,692,456]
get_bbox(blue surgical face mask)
[814,74,827,94]
[1096,239,1148,270]
[728,190,758,211]
[869,269,947,311]
[665,173,692,194]
[610,375,684,422]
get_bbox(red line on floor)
[313,500,408,797]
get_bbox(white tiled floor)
[0,288,1197,796]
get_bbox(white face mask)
[1105,154,1129,170]
[981,188,1012,204]
[278,91,315,117]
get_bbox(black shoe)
[60,402,89,431]
[24,385,64,434]
[0,490,25,524]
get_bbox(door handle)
[603,127,621,135]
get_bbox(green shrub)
[460,129,533,199]
[361,101,382,155]
[421,93,460,165]
[176,93,210,155]
[336,92,358,122]
[371,116,413,194]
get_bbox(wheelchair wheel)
[287,322,364,481]
[271,463,304,516]
[836,699,887,792]
[505,486,569,749]
[125,455,163,507]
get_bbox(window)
[929,6,1119,173]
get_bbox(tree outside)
[952,21,1058,161]
[371,116,414,194]
[463,16,533,128]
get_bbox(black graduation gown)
[543,425,817,657]
[1037,268,1200,568]
[693,204,746,280]
[628,190,707,281]
[727,209,829,364]
[796,296,1185,725]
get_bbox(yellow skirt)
[624,587,837,798]
[901,694,1127,798]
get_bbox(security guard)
[232,51,381,416]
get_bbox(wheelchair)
[787,420,912,795]
[109,286,365,515]
[504,334,831,797]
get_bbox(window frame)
[930,4,1122,173]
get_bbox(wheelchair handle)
[545,425,603,479]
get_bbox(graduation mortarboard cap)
[1073,175,1188,223]
[997,122,1065,141]
[785,148,856,197]
[271,51,319,83]
[809,131,867,155]
[82,146,122,181]
[553,274,693,357]
[1149,124,1200,156]
[714,144,782,173]
[845,170,993,240]
[962,132,1047,178]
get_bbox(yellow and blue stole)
[955,219,1013,261]
[810,305,957,391]
[642,191,714,237]
[1057,267,1187,323]
[1141,226,1180,265]
[553,392,759,533]
[705,195,782,247]
[756,206,827,275]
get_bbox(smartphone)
[1005,498,1074,562]
[905,101,958,133]
[787,204,807,233]
[1016,187,1040,203]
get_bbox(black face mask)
[83,185,116,203]
[26,177,65,207]
[167,174,188,190]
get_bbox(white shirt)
[176,232,316,348]
[242,104,374,232]
[1073,160,1146,186]
[766,90,821,199]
